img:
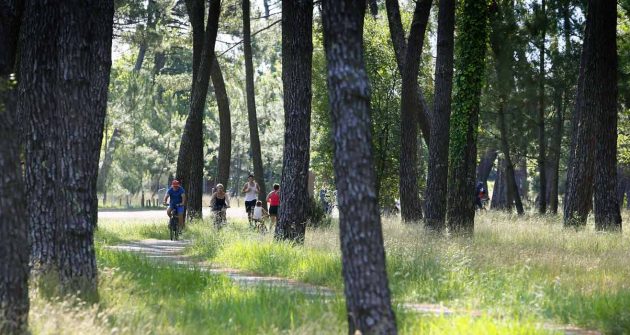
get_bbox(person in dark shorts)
[242,174,259,222]
[163,180,186,230]
[266,183,280,227]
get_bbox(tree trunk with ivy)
[424,0,454,231]
[276,0,313,242]
[446,0,489,234]
[321,0,397,332]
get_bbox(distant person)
[266,183,281,227]
[242,174,260,222]
[475,182,486,210]
[163,180,186,229]
[252,200,268,222]
[319,188,329,214]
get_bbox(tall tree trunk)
[497,102,525,214]
[211,58,231,187]
[321,1,397,333]
[19,0,114,299]
[424,0,455,231]
[592,1,621,231]
[446,0,489,234]
[537,0,547,214]
[491,158,507,210]
[177,0,222,219]
[263,0,270,17]
[385,0,431,144]
[243,0,267,207]
[133,0,159,72]
[276,0,313,242]
[0,1,29,330]
[489,2,523,214]
[97,127,121,194]
[548,0,572,215]
[386,0,432,222]
[476,147,497,192]
[564,0,620,228]
[175,0,205,193]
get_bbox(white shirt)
[253,206,263,220]
[244,182,258,202]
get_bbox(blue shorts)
[169,204,185,215]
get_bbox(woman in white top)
[242,174,259,222]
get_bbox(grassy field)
[29,211,630,334]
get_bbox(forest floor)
[29,211,630,334]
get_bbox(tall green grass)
[178,212,630,333]
[30,246,551,334]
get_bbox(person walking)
[242,174,260,224]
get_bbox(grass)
[181,211,630,334]
[32,210,630,334]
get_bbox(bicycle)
[253,216,269,234]
[165,204,182,241]
[212,206,228,229]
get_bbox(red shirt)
[268,191,280,206]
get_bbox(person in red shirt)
[266,183,281,226]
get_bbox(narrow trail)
[107,239,600,335]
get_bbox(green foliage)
[311,14,426,206]
[449,0,489,179]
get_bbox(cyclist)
[252,200,269,232]
[242,174,259,223]
[266,183,280,227]
[475,182,487,210]
[163,179,186,230]
[210,183,230,224]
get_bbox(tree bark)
[276,0,313,242]
[446,0,489,234]
[243,0,267,207]
[385,0,431,145]
[489,2,523,214]
[211,58,231,187]
[175,0,206,194]
[592,1,621,231]
[564,0,620,229]
[0,1,29,331]
[537,0,547,214]
[548,0,572,215]
[497,102,524,214]
[321,1,397,333]
[19,0,114,299]
[386,0,432,222]
[177,0,222,219]
[476,147,497,192]
[491,158,507,210]
[424,0,455,231]
[97,127,121,195]
[133,0,159,72]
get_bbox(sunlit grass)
[87,210,630,333]
[179,211,630,333]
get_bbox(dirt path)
[107,239,601,334]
